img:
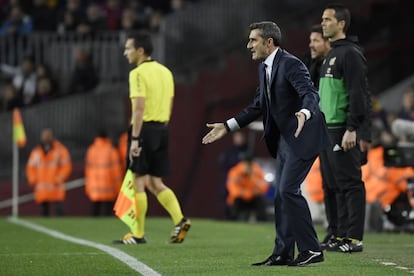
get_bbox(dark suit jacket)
[234,49,330,159]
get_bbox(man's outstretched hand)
[202,123,228,144]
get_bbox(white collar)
[263,48,279,69]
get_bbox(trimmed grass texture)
[1,217,413,275]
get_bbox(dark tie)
[264,64,271,101]
[262,63,271,137]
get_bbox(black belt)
[144,121,168,125]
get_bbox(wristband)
[224,122,231,132]
[131,136,140,141]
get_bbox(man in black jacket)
[319,3,370,253]
[307,24,331,89]
[305,24,336,248]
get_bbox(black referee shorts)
[126,122,170,177]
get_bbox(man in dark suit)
[202,21,330,266]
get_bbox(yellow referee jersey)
[129,60,174,124]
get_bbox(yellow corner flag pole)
[113,169,137,232]
[12,108,27,217]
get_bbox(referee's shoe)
[113,233,147,245]
[170,218,191,243]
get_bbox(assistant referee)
[114,32,191,245]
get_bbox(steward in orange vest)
[85,132,122,216]
[305,157,324,203]
[362,146,414,207]
[362,145,414,226]
[226,153,269,221]
[117,132,128,172]
[26,128,72,216]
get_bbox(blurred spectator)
[226,152,269,222]
[127,0,152,29]
[0,5,32,35]
[77,2,107,35]
[371,95,392,145]
[397,83,414,121]
[33,77,55,103]
[102,0,123,30]
[57,10,76,33]
[0,56,37,105]
[391,119,414,143]
[120,7,146,31]
[68,47,99,94]
[36,63,59,95]
[31,0,56,31]
[389,83,414,143]
[148,10,162,32]
[1,81,23,111]
[57,0,84,34]
[4,0,31,14]
[170,0,188,13]
[85,130,122,217]
[26,128,72,216]
[0,0,17,26]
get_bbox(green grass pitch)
[1,217,413,275]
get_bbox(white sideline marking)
[376,259,414,274]
[8,217,161,276]
[381,262,397,266]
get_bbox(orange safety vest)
[85,137,122,202]
[26,140,72,203]
[361,147,388,203]
[305,157,324,203]
[362,146,414,207]
[226,161,269,205]
[118,132,128,172]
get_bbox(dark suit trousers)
[272,137,320,258]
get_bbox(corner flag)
[11,108,26,217]
[114,169,137,231]
[13,108,26,148]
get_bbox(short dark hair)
[249,21,282,46]
[127,32,154,56]
[325,3,351,33]
[310,24,328,41]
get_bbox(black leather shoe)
[252,255,292,266]
[288,250,324,266]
